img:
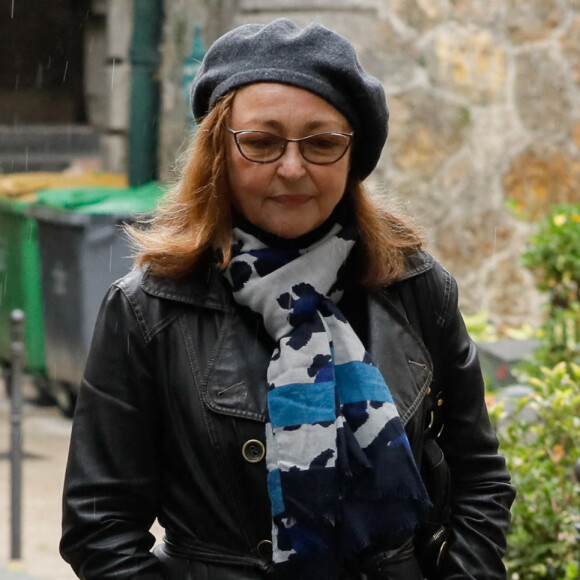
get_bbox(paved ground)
[0,377,75,580]
[0,377,164,580]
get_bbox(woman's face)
[226,83,352,238]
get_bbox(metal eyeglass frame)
[226,127,354,165]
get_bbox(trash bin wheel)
[31,374,58,407]
[51,380,77,418]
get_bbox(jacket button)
[242,439,265,463]
[256,539,273,561]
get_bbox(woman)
[60,18,515,580]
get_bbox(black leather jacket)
[60,250,515,580]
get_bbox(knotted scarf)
[224,220,430,578]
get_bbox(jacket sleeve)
[60,281,165,580]
[416,262,516,579]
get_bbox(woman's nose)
[276,142,307,179]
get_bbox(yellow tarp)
[0,171,128,198]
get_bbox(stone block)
[390,0,448,33]
[561,16,580,84]
[505,0,564,44]
[107,62,131,132]
[388,87,470,179]
[433,207,543,328]
[367,18,421,92]
[84,18,108,128]
[515,49,574,137]
[503,146,580,220]
[423,23,506,104]
[107,0,133,60]
[103,134,127,174]
[448,0,503,27]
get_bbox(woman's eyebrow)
[239,118,350,132]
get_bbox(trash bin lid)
[34,182,164,215]
[0,192,39,214]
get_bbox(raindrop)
[25,148,28,171]
[63,61,69,83]
[14,73,19,90]
[11,0,14,18]
[109,246,113,272]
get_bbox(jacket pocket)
[153,544,269,580]
[415,437,451,578]
[153,544,191,580]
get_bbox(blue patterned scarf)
[225,220,430,578]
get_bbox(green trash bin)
[28,183,163,414]
[0,194,47,378]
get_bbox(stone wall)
[102,0,133,174]
[158,0,580,329]
[158,0,237,179]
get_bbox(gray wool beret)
[190,18,388,179]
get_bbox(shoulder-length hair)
[126,90,424,289]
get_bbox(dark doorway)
[0,0,91,124]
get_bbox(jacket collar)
[398,249,434,281]
[141,264,233,311]
[140,249,435,310]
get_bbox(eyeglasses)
[227,128,353,165]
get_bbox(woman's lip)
[270,195,314,205]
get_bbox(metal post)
[10,309,25,562]
[576,458,580,580]
[182,25,206,121]
[128,0,163,187]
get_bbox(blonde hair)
[127,91,424,288]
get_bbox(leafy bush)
[533,302,580,369]
[495,203,580,578]
[522,204,580,309]
[522,204,580,369]
[489,363,580,580]
[463,309,498,342]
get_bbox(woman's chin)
[262,220,318,239]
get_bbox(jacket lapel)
[140,256,434,426]
[366,291,433,426]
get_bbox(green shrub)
[533,302,580,369]
[463,309,498,342]
[522,204,580,370]
[489,363,580,580]
[522,204,580,309]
